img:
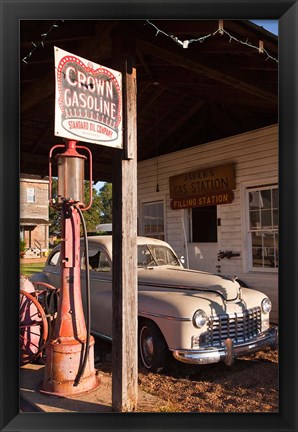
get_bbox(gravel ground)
[94,339,279,413]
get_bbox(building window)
[142,201,164,240]
[191,206,218,242]
[27,188,35,203]
[248,186,278,270]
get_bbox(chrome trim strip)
[171,326,278,365]
[139,310,191,322]
[91,331,112,342]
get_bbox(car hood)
[138,266,240,301]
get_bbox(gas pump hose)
[74,204,91,386]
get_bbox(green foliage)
[20,239,26,256]
[82,182,102,232]
[20,239,26,253]
[99,182,112,223]
[49,179,113,235]
[49,178,61,236]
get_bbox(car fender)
[138,289,222,350]
[29,272,51,285]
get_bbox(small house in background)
[20,175,50,258]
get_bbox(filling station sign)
[169,164,235,209]
[54,47,122,147]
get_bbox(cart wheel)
[20,289,49,366]
[32,282,60,334]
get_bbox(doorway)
[188,206,219,272]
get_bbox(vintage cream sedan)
[31,236,278,372]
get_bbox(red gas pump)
[40,139,100,396]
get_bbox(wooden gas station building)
[17,18,285,413]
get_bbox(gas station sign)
[169,163,235,209]
[54,47,122,148]
[170,190,234,209]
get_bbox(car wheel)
[138,319,168,373]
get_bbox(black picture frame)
[1,1,297,431]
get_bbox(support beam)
[111,24,138,412]
[138,39,277,105]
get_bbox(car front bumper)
[171,325,278,366]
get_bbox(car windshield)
[138,244,180,268]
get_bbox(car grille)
[207,307,262,346]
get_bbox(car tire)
[138,319,168,373]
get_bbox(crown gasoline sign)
[54,47,122,148]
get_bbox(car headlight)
[261,297,272,314]
[193,309,208,328]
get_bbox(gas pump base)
[40,335,100,397]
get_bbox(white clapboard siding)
[138,124,279,322]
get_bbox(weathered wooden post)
[111,23,138,412]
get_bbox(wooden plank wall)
[137,124,279,322]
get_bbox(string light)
[146,20,214,49]
[21,19,278,66]
[146,20,278,63]
[22,20,64,64]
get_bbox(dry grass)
[94,339,278,413]
[137,350,278,412]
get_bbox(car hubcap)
[140,327,154,368]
